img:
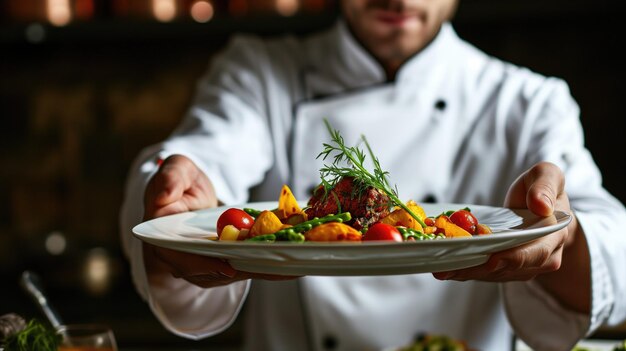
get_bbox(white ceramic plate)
[515,338,623,351]
[387,338,621,351]
[132,202,571,276]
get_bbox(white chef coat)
[120,20,626,351]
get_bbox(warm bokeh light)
[83,248,112,295]
[276,0,299,16]
[190,0,214,23]
[47,0,72,26]
[45,231,66,255]
[153,0,177,22]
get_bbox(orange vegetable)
[304,222,362,242]
[248,210,284,237]
[434,215,472,238]
[476,223,492,235]
[424,226,437,234]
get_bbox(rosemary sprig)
[317,120,427,228]
[3,319,60,351]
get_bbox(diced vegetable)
[434,215,472,238]
[379,201,426,231]
[248,210,284,238]
[304,222,362,242]
[476,223,492,235]
[274,184,305,221]
[219,225,240,241]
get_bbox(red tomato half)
[217,208,254,236]
[449,209,478,235]
[363,223,403,242]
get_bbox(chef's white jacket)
[120,20,626,351]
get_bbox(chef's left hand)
[433,162,578,282]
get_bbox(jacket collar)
[332,19,460,89]
[334,19,386,87]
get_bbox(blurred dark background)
[1,0,625,349]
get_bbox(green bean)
[273,212,352,238]
[275,229,305,243]
[397,227,445,241]
[245,212,351,242]
[246,234,276,242]
[243,208,263,218]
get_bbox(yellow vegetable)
[219,225,240,241]
[380,200,426,231]
[434,215,472,238]
[274,184,305,221]
[249,210,284,237]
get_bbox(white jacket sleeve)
[500,77,626,350]
[119,145,251,339]
[119,36,275,339]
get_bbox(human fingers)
[504,162,565,217]
[153,246,236,278]
[149,156,197,204]
[433,226,566,282]
[504,161,576,245]
[150,245,239,288]
[152,246,298,288]
[186,271,300,287]
[143,155,201,220]
[183,272,299,289]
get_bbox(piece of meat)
[305,176,390,230]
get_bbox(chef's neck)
[357,28,443,82]
[382,60,403,82]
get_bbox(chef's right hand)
[142,154,295,288]
[143,154,219,220]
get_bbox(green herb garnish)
[3,319,60,351]
[317,120,427,228]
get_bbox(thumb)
[505,162,562,216]
[153,164,187,206]
[145,155,197,210]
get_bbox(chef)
[120,0,626,350]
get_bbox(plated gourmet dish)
[215,121,492,243]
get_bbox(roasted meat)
[305,176,390,230]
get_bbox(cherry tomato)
[217,208,254,236]
[449,209,478,235]
[363,223,403,242]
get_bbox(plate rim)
[132,201,571,248]
[131,202,571,275]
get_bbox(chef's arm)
[434,160,626,349]
[118,29,286,339]
[499,79,626,347]
[501,190,626,350]
[120,149,251,339]
[500,159,626,350]
[141,241,250,340]
[502,161,590,314]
